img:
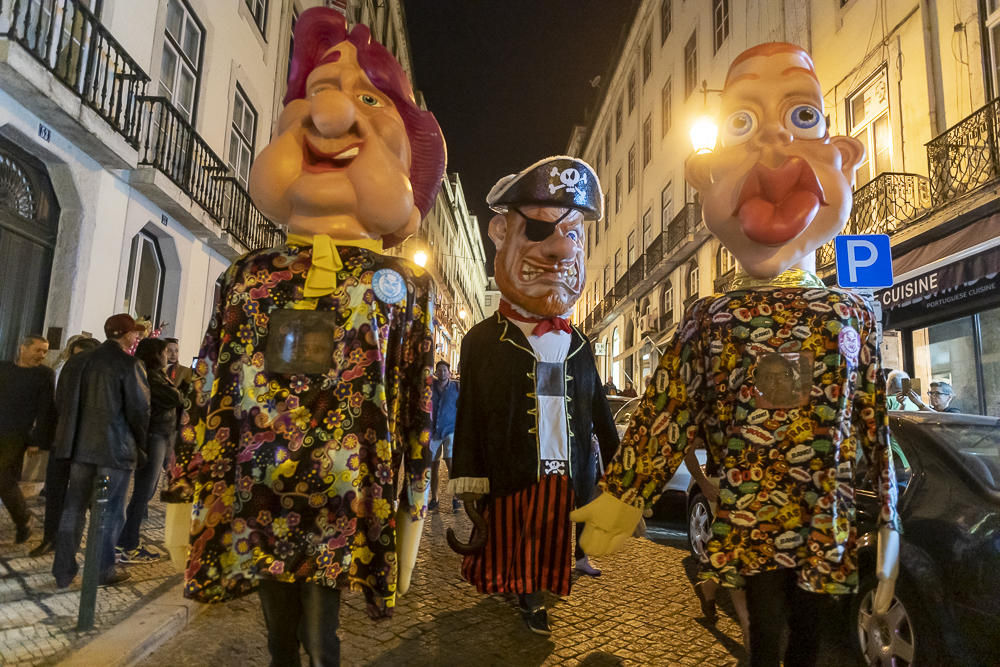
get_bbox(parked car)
[683,411,1000,666]
[612,397,707,515]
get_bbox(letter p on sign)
[835,234,894,288]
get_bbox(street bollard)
[77,475,109,632]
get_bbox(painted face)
[249,42,418,241]
[19,340,48,367]
[686,49,865,278]
[491,205,585,317]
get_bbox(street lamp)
[459,308,467,320]
[690,115,719,154]
[413,250,427,267]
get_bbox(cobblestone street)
[138,480,860,667]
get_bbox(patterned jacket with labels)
[602,285,902,594]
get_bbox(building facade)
[0,0,469,370]
[571,0,1000,416]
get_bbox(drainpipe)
[920,0,945,136]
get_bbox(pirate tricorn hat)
[487,156,604,221]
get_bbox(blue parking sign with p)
[835,234,894,289]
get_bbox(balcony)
[816,172,932,271]
[0,0,149,168]
[926,99,1000,204]
[131,96,283,257]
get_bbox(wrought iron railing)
[136,96,280,252]
[926,99,1000,204]
[645,232,663,274]
[665,202,701,254]
[627,257,644,292]
[5,0,149,145]
[817,172,931,270]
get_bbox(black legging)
[745,568,823,667]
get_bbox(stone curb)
[51,583,204,667]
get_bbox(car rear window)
[923,424,1000,492]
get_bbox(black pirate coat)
[451,312,619,501]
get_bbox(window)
[285,9,299,88]
[688,262,700,299]
[628,70,636,114]
[605,126,612,164]
[849,70,891,189]
[612,327,621,387]
[604,264,610,295]
[643,34,652,82]
[604,191,610,230]
[684,31,698,98]
[660,0,671,44]
[159,0,203,122]
[628,145,636,192]
[661,182,673,231]
[712,0,730,53]
[228,86,257,187]
[717,245,736,276]
[627,232,636,265]
[616,99,624,139]
[661,78,672,137]
[985,2,1000,99]
[642,208,652,248]
[245,0,267,34]
[662,280,674,319]
[595,215,601,244]
[615,170,623,213]
[124,231,164,323]
[485,294,492,307]
[587,224,592,257]
[643,115,652,168]
[615,249,622,281]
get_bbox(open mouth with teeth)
[520,261,579,287]
[302,138,361,173]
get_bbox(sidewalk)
[0,483,179,666]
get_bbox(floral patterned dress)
[603,279,902,594]
[172,242,434,619]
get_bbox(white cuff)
[448,477,490,495]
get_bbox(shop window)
[245,0,267,35]
[661,182,673,231]
[849,70,891,189]
[660,0,671,44]
[713,0,730,53]
[228,85,257,187]
[124,231,164,323]
[159,0,203,123]
[684,31,697,98]
[912,315,978,413]
[661,78,672,137]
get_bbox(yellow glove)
[569,493,644,557]
[395,508,424,596]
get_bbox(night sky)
[402,0,640,274]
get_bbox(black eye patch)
[514,208,572,242]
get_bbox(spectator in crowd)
[908,380,961,413]
[30,336,101,557]
[51,314,150,587]
[620,381,638,398]
[0,335,56,546]
[116,337,181,564]
[603,380,618,396]
[885,370,919,411]
[429,360,460,512]
[163,338,192,389]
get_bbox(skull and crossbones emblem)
[548,166,586,194]
[543,460,566,475]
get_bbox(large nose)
[310,89,357,138]
[754,115,794,169]
[537,227,578,263]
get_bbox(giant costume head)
[249,8,446,245]
[486,157,603,317]
[685,43,865,278]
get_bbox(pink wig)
[284,8,446,248]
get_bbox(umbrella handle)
[446,499,488,555]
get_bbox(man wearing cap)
[50,313,150,588]
[449,156,619,635]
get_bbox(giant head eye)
[786,105,825,139]
[566,229,581,244]
[721,110,757,146]
[358,94,383,107]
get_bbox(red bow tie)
[499,300,573,337]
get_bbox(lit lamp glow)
[413,250,428,267]
[458,308,468,319]
[690,115,719,154]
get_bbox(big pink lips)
[733,157,827,246]
[301,137,361,173]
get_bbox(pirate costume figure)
[573,44,902,667]
[166,9,446,666]
[449,157,619,636]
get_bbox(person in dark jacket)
[116,337,181,563]
[30,336,100,558]
[429,360,460,511]
[0,334,56,546]
[51,314,150,588]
